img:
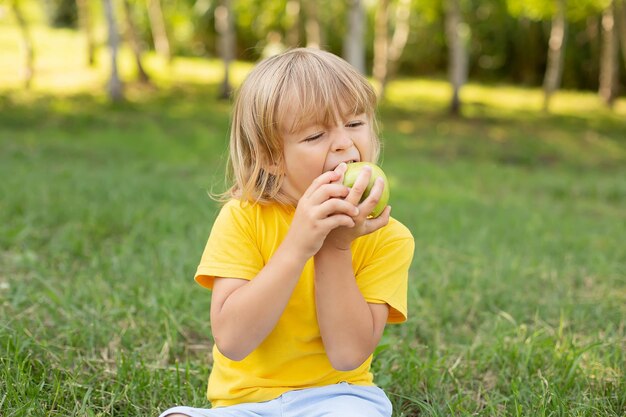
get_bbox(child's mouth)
[331,159,359,171]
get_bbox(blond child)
[160,47,414,417]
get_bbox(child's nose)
[331,134,354,152]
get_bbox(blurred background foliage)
[6,0,625,92]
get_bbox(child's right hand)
[323,163,391,251]
[285,166,360,261]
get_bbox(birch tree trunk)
[542,0,567,112]
[11,0,34,89]
[123,0,150,83]
[147,0,171,62]
[373,0,411,99]
[103,0,124,102]
[76,0,95,66]
[373,0,390,97]
[387,0,411,78]
[344,0,366,74]
[599,0,619,107]
[445,0,469,116]
[303,0,321,48]
[216,0,235,99]
[286,0,301,48]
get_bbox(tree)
[46,0,78,27]
[103,0,124,102]
[146,0,171,63]
[216,0,236,99]
[617,0,626,70]
[599,0,619,106]
[373,0,391,97]
[303,0,321,48]
[286,0,301,47]
[543,0,567,112]
[344,0,366,74]
[373,0,412,99]
[75,0,95,66]
[123,0,151,83]
[10,0,34,89]
[387,0,411,83]
[445,0,469,116]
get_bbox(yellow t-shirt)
[195,199,414,408]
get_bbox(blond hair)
[217,48,380,206]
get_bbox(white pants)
[159,382,393,417]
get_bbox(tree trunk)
[123,0,151,83]
[587,14,601,58]
[303,0,321,48]
[11,0,34,89]
[373,0,390,97]
[286,0,300,48]
[76,0,95,67]
[103,0,124,102]
[543,0,567,112]
[147,0,171,62]
[599,0,619,107]
[614,0,626,79]
[215,0,235,100]
[387,0,411,79]
[374,0,412,99]
[445,0,469,116]
[344,0,366,74]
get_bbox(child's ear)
[264,158,282,176]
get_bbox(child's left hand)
[323,163,391,251]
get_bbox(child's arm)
[211,169,359,361]
[315,166,393,371]
[314,246,390,371]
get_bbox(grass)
[1,11,626,417]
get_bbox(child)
[160,48,414,417]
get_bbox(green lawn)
[1,18,625,417]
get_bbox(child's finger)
[309,183,351,205]
[320,213,356,231]
[365,205,391,232]
[301,171,341,200]
[330,162,348,185]
[317,198,359,219]
[345,165,372,206]
[356,176,384,218]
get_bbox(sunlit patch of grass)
[381,77,626,171]
[383,78,451,112]
[385,77,626,119]
[0,6,252,96]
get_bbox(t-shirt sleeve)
[195,201,265,290]
[356,220,414,323]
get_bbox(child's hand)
[285,166,360,261]
[324,163,391,251]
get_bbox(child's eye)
[347,121,365,128]
[303,133,323,142]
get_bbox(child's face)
[279,108,374,201]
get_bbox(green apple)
[342,162,390,218]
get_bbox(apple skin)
[342,162,390,218]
